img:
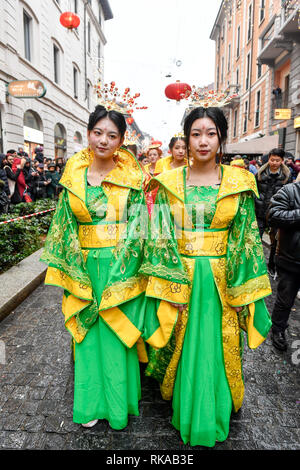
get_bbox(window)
[245,52,251,90]
[236,68,239,87]
[98,42,101,69]
[53,44,60,84]
[221,57,224,84]
[236,26,240,58]
[233,109,238,138]
[87,21,91,54]
[74,0,78,14]
[260,0,265,22]
[243,101,248,133]
[255,90,261,127]
[257,63,262,79]
[247,4,253,41]
[73,66,78,99]
[99,6,102,26]
[23,10,32,61]
[216,65,219,92]
[87,82,91,109]
[228,44,231,72]
[54,123,67,159]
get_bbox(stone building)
[210,0,299,158]
[0,0,113,159]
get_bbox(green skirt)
[73,247,141,429]
[171,257,233,447]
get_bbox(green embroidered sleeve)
[226,192,271,306]
[100,188,149,301]
[40,189,91,288]
[139,186,189,284]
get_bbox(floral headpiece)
[124,129,141,146]
[147,139,162,150]
[185,88,238,110]
[173,131,185,138]
[94,80,148,115]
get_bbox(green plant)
[0,199,57,274]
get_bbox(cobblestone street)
[0,248,299,451]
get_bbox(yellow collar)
[60,147,143,201]
[153,164,259,203]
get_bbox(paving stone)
[0,245,299,450]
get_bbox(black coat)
[268,181,300,273]
[0,155,9,196]
[255,162,292,220]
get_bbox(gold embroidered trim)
[78,223,127,248]
[146,276,190,304]
[99,275,148,310]
[227,274,271,306]
[210,258,245,412]
[176,228,228,257]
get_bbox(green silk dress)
[73,181,141,428]
[171,185,232,446]
[141,165,272,448]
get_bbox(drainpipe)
[84,1,88,101]
[248,0,256,122]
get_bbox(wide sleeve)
[226,191,272,348]
[139,184,190,305]
[40,189,98,343]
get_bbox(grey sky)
[104,0,222,148]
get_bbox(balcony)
[271,89,291,121]
[257,14,293,65]
[224,84,241,109]
[279,0,299,39]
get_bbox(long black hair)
[183,107,228,164]
[168,136,186,151]
[88,105,126,139]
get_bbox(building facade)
[258,0,300,158]
[0,0,113,159]
[210,0,299,157]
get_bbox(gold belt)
[176,228,228,257]
[78,223,127,248]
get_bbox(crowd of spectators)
[0,146,65,214]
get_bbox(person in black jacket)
[255,148,292,275]
[268,181,300,351]
[35,164,51,199]
[0,154,10,198]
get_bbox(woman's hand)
[169,302,187,312]
[234,306,243,313]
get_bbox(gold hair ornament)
[94,80,148,115]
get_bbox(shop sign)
[24,126,44,144]
[294,116,300,129]
[274,108,291,120]
[7,80,46,99]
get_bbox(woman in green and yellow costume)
[144,143,163,177]
[140,106,272,447]
[154,133,188,173]
[40,104,171,429]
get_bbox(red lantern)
[126,117,134,125]
[60,12,80,30]
[165,81,191,101]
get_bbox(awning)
[226,134,279,155]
